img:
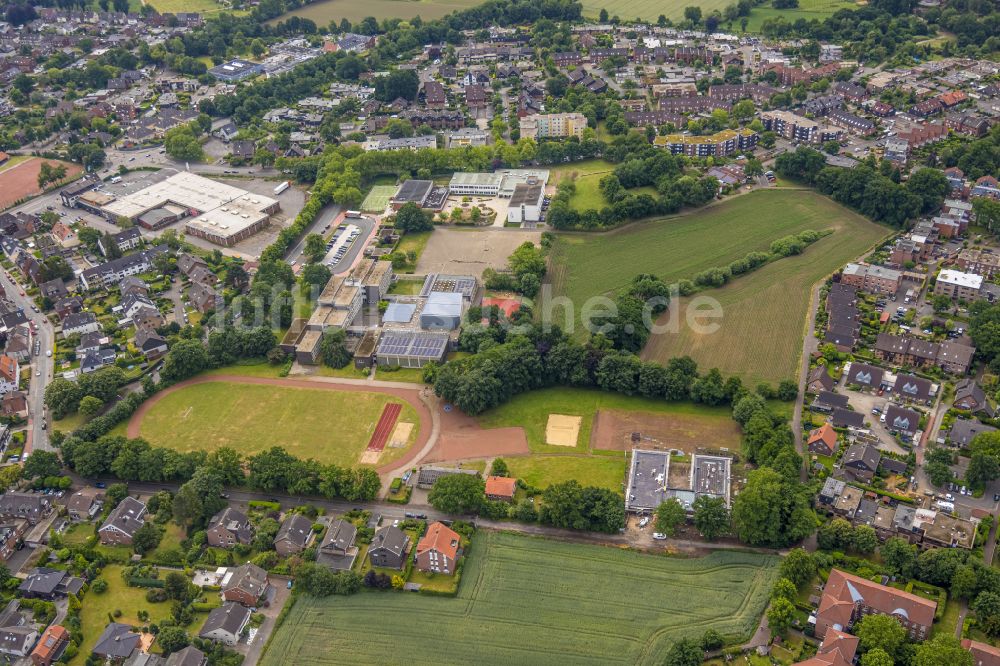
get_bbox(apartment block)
[519,113,588,140]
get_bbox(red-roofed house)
[961,638,1000,666]
[808,423,838,456]
[815,569,937,642]
[485,476,517,502]
[415,521,461,575]
[938,90,968,108]
[31,624,69,666]
[0,355,18,395]
[798,628,859,666]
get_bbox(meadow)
[549,159,656,212]
[548,189,889,384]
[574,0,856,23]
[134,381,419,467]
[261,531,779,666]
[272,0,480,24]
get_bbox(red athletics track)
[366,403,402,453]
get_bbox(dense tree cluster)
[775,147,942,227]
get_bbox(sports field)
[272,0,480,24]
[133,380,419,467]
[262,531,779,666]
[548,189,888,383]
[0,158,82,211]
[361,184,396,213]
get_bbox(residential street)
[0,267,55,455]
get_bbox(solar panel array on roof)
[376,330,448,360]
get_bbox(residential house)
[134,327,168,360]
[845,363,884,391]
[954,379,996,416]
[415,522,461,575]
[164,646,206,666]
[884,404,921,438]
[831,408,865,429]
[815,569,936,641]
[798,628,859,666]
[4,325,30,362]
[92,623,140,664]
[368,525,409,570]
[222,562,268,607]
[807,366,835,393]
[273,514,313,557]
[808,423,838,456]
[812,391,849,414]
[0,492,51,525]
[961,639,1000,666]
[0,355,18,395]
[840,263,902,295]
[199,603,250,647]
[39,279,67,301]
[892,373,933,404]
[0,600,37,660]
[1,392,27,419]
[98,497,146,546]
[842,443,881,483]
[207,508,253,549]
[31,624,70,666]
[946,419,996,448]
[98,227,142,257]
[188,282,221,315]
[485,475,516,502]
[66,487,104,521]
[18,568,83,600]
[62,312,99,337]
[80,348,117,374]
[317,519,358,570]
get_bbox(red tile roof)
[32,624,69,664]
[809,423,838,451]
[798,628,858,666]
[485,475,517,498]
[416,521,460,560]
[0,355,17,384]
[818,569,937,636]
[962,638,1000,666]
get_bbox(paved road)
[0,268,55,455]
[285,202,343,263]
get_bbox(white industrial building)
[506,182,545,224]
[101,172,279,247]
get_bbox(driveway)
[241,578,291,665]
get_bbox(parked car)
[638,517,650,529]
[652,533,667,540]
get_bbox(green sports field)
[361,184,397,213]
[135,381,419,467]
[548,189,889,384]
[262,531,779,666]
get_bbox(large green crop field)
[575,0,856,24]
[262,531,779,666]
[134,381,419,467]
[548,189,889,384]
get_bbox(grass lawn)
[53,411,90,434]
[742,0,858,32]
[136,381,419,468]
[505,454,627,492]
[0,155,33,175]
[478,386,740,453]
[361,184,397,212]
[314,364,371,379]
[934,598,963,638]
[71,564,173,666]
[62,522,96,546]
[394,231,432,273]
[388,278,424,295]
[262,531,778,666]
[272,0,482,23]
[549,189,889,385]
[203,360,284,378]
[147,0,235,14]
[571,0,856,24]
[148,522,187,562]
[374,366,427,384]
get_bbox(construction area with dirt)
[416,227,541,275]
[591,410,742,454]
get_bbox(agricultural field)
[574,0,855,23]
[548,189,889,384]
[272,0,481,24]
[262,531,779,666]
[147,0,234,14]
[641,198,888,385]
[361,184,397,213]
[132,380,419,467]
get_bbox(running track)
[366,403,402,453]
[126,375,432,474]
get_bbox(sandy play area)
[545,414,582,447]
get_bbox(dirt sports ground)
[591,409,742,453]
[422,403,529,463]
[0,158,82,211]
[416,227,541,275]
